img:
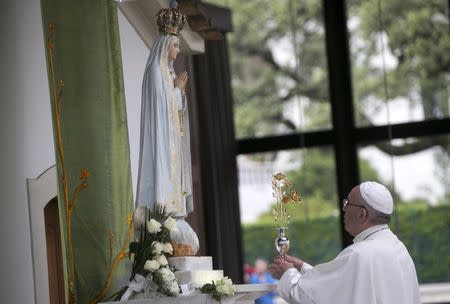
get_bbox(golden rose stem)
[47,23,133,304]
[279,196,281,224]
[108,231,113,266]
[88,217,134,304]
[70,182,88,212]
[67,207,75,303]
[47,25,76,303]
[47,35,70,215]
[279,188,283,225]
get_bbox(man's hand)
[283,255,304,271]
[174,71,188,91]
[268,256,295,279]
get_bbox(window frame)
[235,0,450,248]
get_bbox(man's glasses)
[342,199,366,211]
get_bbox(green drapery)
[41,0,133,302]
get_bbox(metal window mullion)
[323,0,358,247]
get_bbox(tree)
[348,0,450,156]
[207,0,449,207]
[254,147,386,223]
[208,0,449,151]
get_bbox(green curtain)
[41,0,133,302]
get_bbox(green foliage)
[208,0,331,138]
[199,278,236,301]
[242,204,450,283]
[243,217,341,266]
[358,157,382,182]
[208,0,450,151]
[256,149,385,221]
[207,0,450,207]
[287,148,337,202]
[348,0,449,122]
[208,0,449,136]
[209,0,450,283]
[394,205,450,283]
[199,283,221,301]
[433,141,450,203]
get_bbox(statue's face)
[168,38,180,61]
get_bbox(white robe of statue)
[136,34,198,252]
[278,225,421,304]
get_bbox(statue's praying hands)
[175,71,188,92]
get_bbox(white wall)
[0,2,148,303]
[118,10,149,200]
[1,0,54,303]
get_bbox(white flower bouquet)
[114,204,180,300]
[199,277,236,301]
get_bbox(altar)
[101,284,276,304]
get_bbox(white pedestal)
[100,284,277,304]
[233,284,278,304]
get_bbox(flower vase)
[275,227,290,256]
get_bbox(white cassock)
[278,224,421,304]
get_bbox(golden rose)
[291,191,300,202]
[79,168,90,180]
[274,173,285,180]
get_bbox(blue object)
[249,273,277,304]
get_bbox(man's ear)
[359,208,368,223]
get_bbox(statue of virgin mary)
[135,5,198,253]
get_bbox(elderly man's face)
[343,186,367,236]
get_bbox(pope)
[268,181,421,304]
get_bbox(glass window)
[347,0,450,126]
[207,0,332,138]
[358,135,450,283]
[237,147,341,274]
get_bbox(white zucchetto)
[360,181,393,214]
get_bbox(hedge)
[242,205,450,283]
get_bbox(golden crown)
[157,6,187,37]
